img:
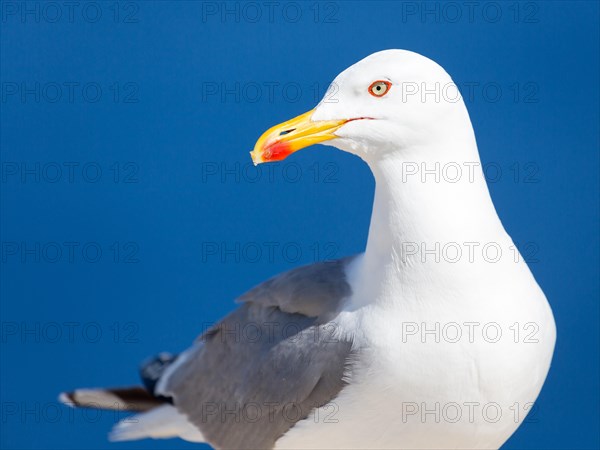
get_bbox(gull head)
[251,49,466,165]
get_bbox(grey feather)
[237,256,355,318]
[160,256,357,449]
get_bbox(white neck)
[351,109,511,307]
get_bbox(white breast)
[276,257,556,450]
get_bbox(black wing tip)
[139,352,178,394]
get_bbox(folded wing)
[157,256,357,449]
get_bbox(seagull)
[60,50,556,449]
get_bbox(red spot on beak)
[263,141,293,162]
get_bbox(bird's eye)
[368,80,391,97]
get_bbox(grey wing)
[236,256,355,318]
[158,256,358,450]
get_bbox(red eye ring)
[368,80,392,97]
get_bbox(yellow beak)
[250,109,348,165]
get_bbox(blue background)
[1,1,598,449]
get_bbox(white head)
[252,50,505,272]
[251,50,476,166]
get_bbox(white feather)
[109,404,205,443]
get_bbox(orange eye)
[368,80,392,97]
